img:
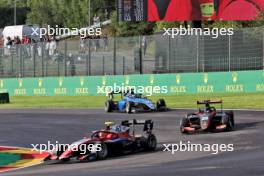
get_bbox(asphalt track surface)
[0,109,264,176]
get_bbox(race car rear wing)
[197,100,223,105]
[197,100,223,112]
[107,89,135,99]
[107,91,122,99]
[121,119,154,132]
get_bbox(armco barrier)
[0,70,263,96]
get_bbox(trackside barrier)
[0,92,9,103]
[0,70,263,96]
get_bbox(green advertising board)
[0,70,263,96]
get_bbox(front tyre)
[225,111,235,131]
[180,117,189,134]
[56,145,68,158]
[60,158,70,162]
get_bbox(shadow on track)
[44,146,165,165]
[234,121,264,131]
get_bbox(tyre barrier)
[0,92,9,104]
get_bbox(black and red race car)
[45,119,157,162]
[180,100,235,134]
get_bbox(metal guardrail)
[0,28,263,78]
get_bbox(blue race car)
[105,91,167,113]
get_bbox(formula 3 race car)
[105,91,167,113]
[45,119,157,162]
[180,100,235,134]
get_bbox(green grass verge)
[0,93,263,110]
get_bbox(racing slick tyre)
[105,100,115,113]
[61,158,70,162]
[56,145,68,157]
[156,99,166,111]
[57,145,70,162]
[96,142,108,160]
[143,134,157,151]
[180,117,189,134]
[225,111,235,132]
[125,101,133,114]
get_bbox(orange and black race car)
[180,100,235,134]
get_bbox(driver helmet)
[205,103,211,112]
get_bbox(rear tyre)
[105,100,114,112]
[96,142,108,160]
[144,134,157,151]
[180,117,189,134]
[125,102,132,114]
[156,99,166,111]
